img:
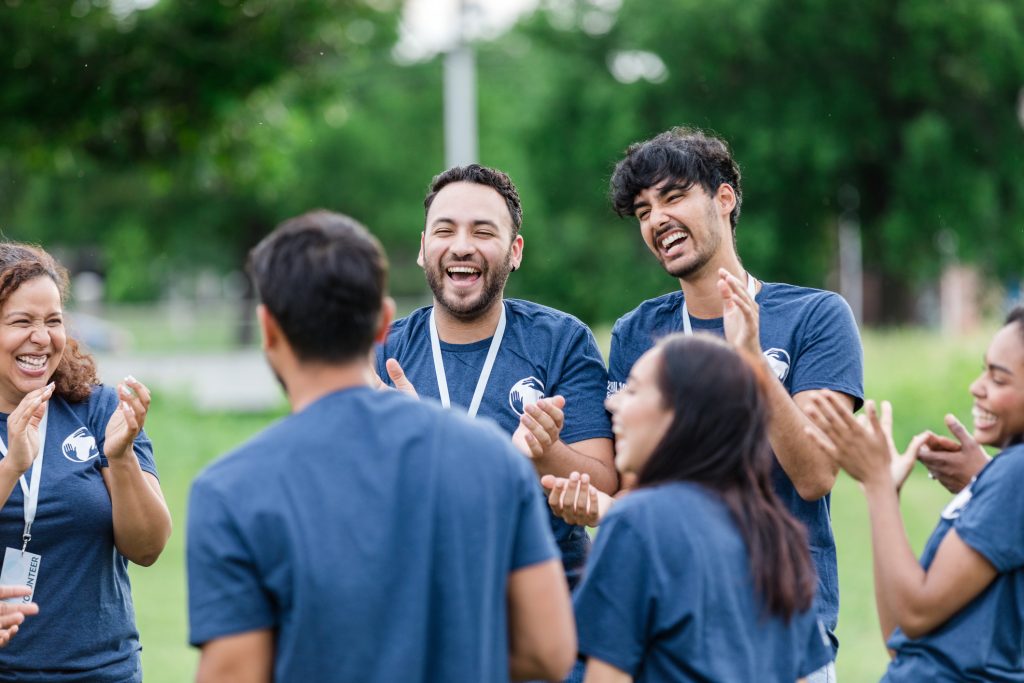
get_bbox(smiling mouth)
[16,354,48,373]
[446,265,482,285]
[657,228,688,255]
[972,405,997,430]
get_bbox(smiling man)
[547,128,864,683]
[376,165,615,597]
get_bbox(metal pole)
[443,0,478,167]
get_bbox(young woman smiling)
[0,243,170,682]
[807,307,1024,681]
[573,334,832,683]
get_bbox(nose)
[604,392,618,413]
[969,372,986,399]
[449,227,477,257]
[648,202,673,230]
[29,324,49,346]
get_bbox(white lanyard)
[429,302,507,418]
[0,410,48,553]
[681,272,757,335]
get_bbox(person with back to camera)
[573,332,833,683]
[805,306,1024,681]
[187,210,575,683]
[0,242,171,682]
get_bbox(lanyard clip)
[21,523,32,555]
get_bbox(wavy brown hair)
[0,243,97,403]
[637,333,816,622]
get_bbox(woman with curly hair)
[0,242,171,682]
[573,334,832,682]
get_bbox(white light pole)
[443,0,478,167]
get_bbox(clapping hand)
[104,377,150,462]
[5,384,54,475]
[512,396,565,460]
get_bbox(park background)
[2,0,1024,681]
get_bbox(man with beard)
[548,129,863,683]
[375,165,616,596]
[187,210,576,682]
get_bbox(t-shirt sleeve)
[573,513,654,676]
[606,321,631,398]
[187,476,276,646]
[509,452,560,571]
[954,450,1024,572]
[797,618,835,677]
[788,294,864,409]
[553,325,613,444]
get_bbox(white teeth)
[661,232,686,250]
[16,355,46,369]
[973,406,996,426]
[447,266,480,274]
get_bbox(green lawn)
[127,327,990,682]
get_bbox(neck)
[433,298,504,344]
[283,358,375,413]
[678,251,746,319]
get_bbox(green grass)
[126,327,990,683]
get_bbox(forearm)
[766,381,840,500]
[104,458,172,566]
[530,440,618,493]
[0,460,23,510]
[863,480,926,638]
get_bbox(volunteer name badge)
[0,547,41,604]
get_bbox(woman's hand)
[4,384,54,475]
[806,395,892,489]
[104,377,150,461]
[868,400,927,492]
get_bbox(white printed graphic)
[940,481,975,520]
[61,427,100,463]
[763,348,791,382]
[509,377,546,415]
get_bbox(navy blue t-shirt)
[187,386,559,683]
[0,386,158,682]
[574,482,833,682]
[607,283,864,641]
[376,298,612,583]
[883,444,1024,682]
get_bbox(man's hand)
[512,396,566,460]
[718,268,761,359]
[539,472,613,527]
[372,358,419,398]
[917,414,991,494]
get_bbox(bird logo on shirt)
[62,428,100,463]
[509,377,546,415]
[763,348,791,382]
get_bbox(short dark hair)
[247,210,388,363]
[637,333,815,622]
[423,164,523,236]
[1006,305,1024,331]
[610,127,743,229]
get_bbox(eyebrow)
[988,362,1014,376]
[430,217,500,229]
[3,310,60,320]
[631,181,694,214]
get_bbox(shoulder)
[505,299,592,335]
[608,482,715,531]
[383,305,431,340]
[761,283,854,319]
[981,443,1024,480]
[612,291,683,335]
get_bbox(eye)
[46,317,63,327]
[635,209,650,221]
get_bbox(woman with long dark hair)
[807,307,1024,681]
[574,333,831,682]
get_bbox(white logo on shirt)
[940,480,975,520]
[61,427,100,463]
[509,377,546,415]
[763,348,791,382]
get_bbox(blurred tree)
[478,0,1024,323]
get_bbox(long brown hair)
[637,333,816,622]
[0,243,97,403]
